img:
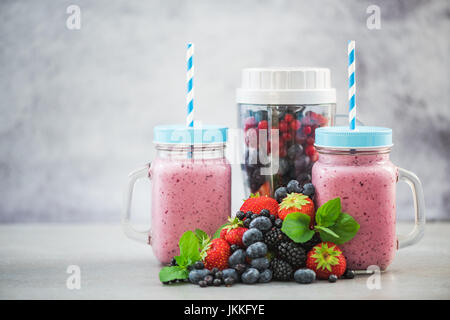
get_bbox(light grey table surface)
[1,223,449,300]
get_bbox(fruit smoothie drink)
[312,152,397,270]
[122,125,231,264]
[312,126,425,271]
[150,157,231,263]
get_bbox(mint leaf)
[315,225,340,238]
[178,231,200,264]
[319,212,360,244]
[212,223,228,239]
[195,229,209,243]
[315,197,341,227]
[174,255,188,267]
[281,212,315,243]
[159,266,189,282]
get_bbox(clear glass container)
[238,103,335,196]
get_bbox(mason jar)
[122,125,231,264]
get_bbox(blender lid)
[314,126,393,149]
[153,124,228,144]
[236,67,336,105]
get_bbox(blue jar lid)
[153,125,228,144]
[315,126,393,149]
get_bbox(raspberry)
[277,241,306,268]
[270,258,293,281]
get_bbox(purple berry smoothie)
[149,157,231,264]
[312,152,398,270]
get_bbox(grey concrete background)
[0,0,448,222]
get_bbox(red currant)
[305,145,316,156]
[284,114,294,123]
[303,126,312,135]
[258,120,268,130]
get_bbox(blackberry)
[277,241,306,268]
[300,232,322,252]
[170,257,178,266]
[274,218,283,229]
[270,258,293,281]
[243,218,251,228]
[264,227,288,249]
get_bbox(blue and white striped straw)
[186,43,194,128]
[348,40,356,130]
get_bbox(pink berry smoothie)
[312,152,398,270]
[149,157,231,264]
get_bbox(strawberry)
[225,228,247,247]
[278,193,315,221]
[306,242,347,279]
[202,238,231,270]
[240,193,279,217]
[219,217,248,247]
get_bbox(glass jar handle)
[396,167,426,249]
[121,163,152,244]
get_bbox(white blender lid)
[236,67,336,105]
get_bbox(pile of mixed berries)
[162,179,356,287]
[242,107,328,196]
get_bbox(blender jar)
[236,68,336,196]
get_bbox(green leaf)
[159,266,189,282]
[174,255,188,267]
[319,212,360,245]
[195,229,209,243]
[212,223,228,239]
[178,231,201,263]
[315,225,340,238]
[315,197,341,227]
[281,212,315,243]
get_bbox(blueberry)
[328,274,338,283]
[302,183,315,198]
[222,268,239,283]
[287,180,303,193]
[343,269,355,279]
[274,218,283,228]
[189,269,211,284]
[294,268,316,284]
[243,219,251,228]
[236,211,246,220]
[194,261,204,270]
[242,228,263,247]
[249,216,272,232]
[230,244,239,253]
[288,145,303,160]
[296,173,312,185]
[274,187,288,203]
[254,110,268,123]
[251,257,270,271]
[228,249,246,267]
[269,214,276,223]
[224,276,235,286]
[204,275,214,286]
[234,263,247,275]
[170,257,177,266]
[213,278,222,286]
[246,242,268,259]
[211,267,219,275]
[260,209,270,217]
[251,214,258,220]
[198,280,207,287]
[258,269,273,283]
[278,158,290,175]
[241,268,260,284]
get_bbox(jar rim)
[155,142,226,151]
[316,145,392,155]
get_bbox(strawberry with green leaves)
[306,242,347,279]
[219,217,248,247]
[201,238,231,270]
[278,193,315,221]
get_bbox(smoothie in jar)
[312,152,397,270]
[150,156,231,263]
